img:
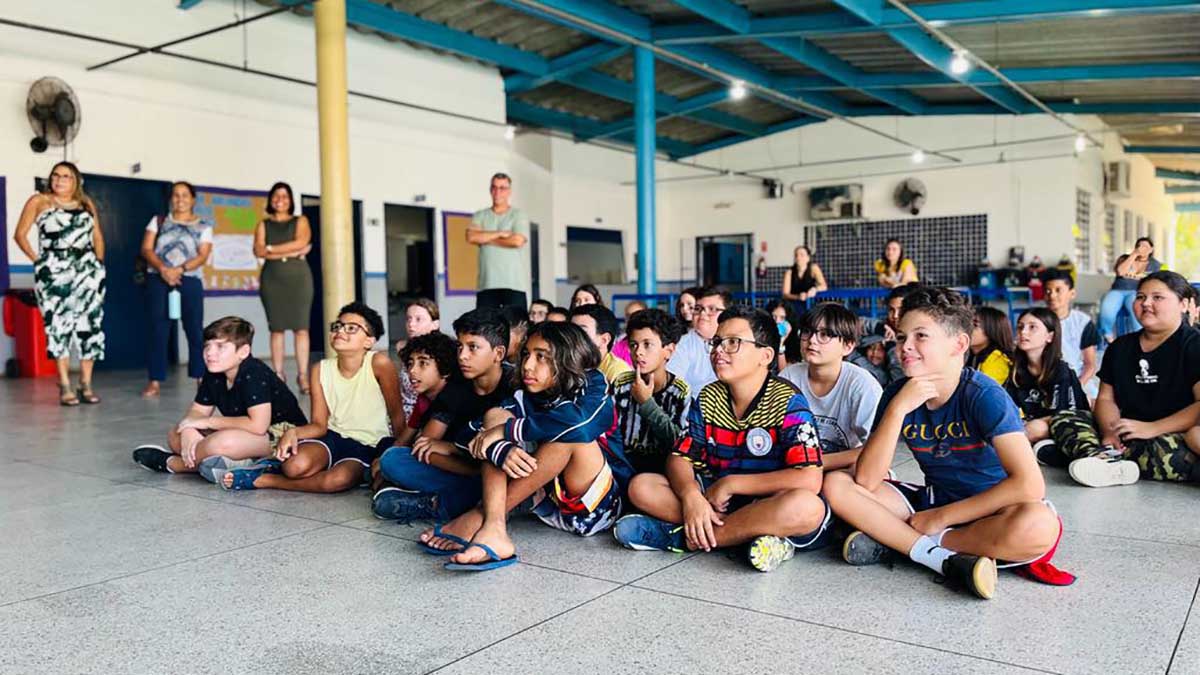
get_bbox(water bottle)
[168,289,181,320]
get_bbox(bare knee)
[483,407,515,428]
[1185,427,1200,454]
[776,489,825,534]
[628,472,666,507]
[1001,503,1058,557]
[284,453,322,478]
[820,470,855,504]
[317,466,359,493]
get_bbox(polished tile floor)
[2,370,1198,674]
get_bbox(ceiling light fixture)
[504,125,516,140]
[729,80,747,101]
[950,50,971,75]
[911,149,926,164]
[1074,134,1087,153]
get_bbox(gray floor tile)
[436,586,1042,675]
[0,527,617,675]
[141,474,378,524]
[1039,470,1200,548]
[633,531,1199,674]
[1169,582,1200,675]
[0,462,126,514]
[0,486,323,606]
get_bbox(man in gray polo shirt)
[468,172,530,309]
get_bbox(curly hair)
[401,332,460,380]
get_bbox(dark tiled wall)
[803,214,988,287]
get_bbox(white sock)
[908,535,954,574]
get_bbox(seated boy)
[428,322,622,569]
[611,308,691,475]
[614,306,831,573]
[570,303,632,383]
[132,316,308,478]
[372,308,514,522]
[780,303,882,472]
[1043,273,1100,398]
[528,298,553,325]
[216,303,405,492]
[823,287,1066,600]
[394,332,461,448]
[850,284,916,387]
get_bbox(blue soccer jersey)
[874,368,1024,502]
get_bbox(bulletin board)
[442,210,478,296]
[195,186,268,295]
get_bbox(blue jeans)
[1098,289,1140,340]
[146,274,205,381]
[377,446,480,521]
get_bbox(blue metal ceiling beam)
[505,43,627,93]
[506,100,697,156]
[654,1,1200,44]
[673,0,926,114]
[886,27,1025,113]
[776,62,1200,91]
[1178,203,1200,212]
[178,0,205,8]
[1166,185,1200,194]
[830,0,883,25]
[493,0,652,40]
[1126,146,1200,154]
[1159,168,1200,182]
[561,71,767,136]
[345,0,548,75]
[580,88,735,141]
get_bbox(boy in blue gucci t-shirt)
[824,287,1071,599]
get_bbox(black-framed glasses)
[799,329,838,345]
[330,321,371,336]
[695,304,727,316]
[708,336,771,354]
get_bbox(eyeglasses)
[708,336,771,354]
[330,321,371,336]
[799,329,839,345]
[696,305,726,316]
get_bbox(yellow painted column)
[314,0,354,342]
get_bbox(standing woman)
[12,162,106,406]
[254,182,314,394]
[780,245,827,312]
[1098,237,1162,342]
[140,181,212,398]
[874,238,918,288]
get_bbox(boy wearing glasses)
[214,303,406,492]
[780,303,882,471]
[823,287,1066,600]
[615,306,831,573]
[132,316,308,478]
[668,286,731,400]
[611,308,691,475]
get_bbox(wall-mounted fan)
[894,177,927,215]
[26,76,81,154]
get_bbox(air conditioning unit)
[1104,160,1131,198]
[808,183,863,221]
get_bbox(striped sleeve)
[671,398,708,470]
[781,393,823,468]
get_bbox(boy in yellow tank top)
[217,303,406,492]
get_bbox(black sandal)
[59,384,80,407]
[77,383,101,405]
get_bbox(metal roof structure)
[217,1,1200,200]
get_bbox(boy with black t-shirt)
[373,309,514,522]
[823,287,1067,600]
[611,308,691,475]
[132,316,307,478]
[614,306,831,573]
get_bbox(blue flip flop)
[219,465,269,491]
[444,543,519,572]
[418,524,470,556]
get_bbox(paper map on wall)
[196,187,267,292]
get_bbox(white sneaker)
[1068,456,1140,488]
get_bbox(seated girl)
[968,306,1013,385]
[1004,308,1089,460]
[1046,272,1200,488]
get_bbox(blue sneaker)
[372,487,439,523]
[613,514,686,552]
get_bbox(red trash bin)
[3,290,58,378]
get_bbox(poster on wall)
[442,211,478,296]
[195,187,268,294]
